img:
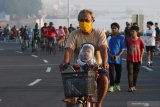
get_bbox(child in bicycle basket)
[73,43,98,72]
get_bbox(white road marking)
[43,60,48,63]
[28,79,42,86]
[16,51,23,54]
[31,55,38,58]
[142,66,153,71]
[0,99,2,102]
[46,67,52,72]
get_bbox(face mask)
[79,22,92,33]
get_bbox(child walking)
[126,26,145,92]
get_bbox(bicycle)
[21,39,29,52]
[61,65,97,107]
[47,40,56,55]
[40,37,48,52]
[32,39,38,54]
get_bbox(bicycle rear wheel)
[52,44,56,55]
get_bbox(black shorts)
[98,69,109,79]
[24,36,29,40]
[146,46,156,52]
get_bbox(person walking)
[145,21,156,67]
[126,26,145,92]
[108,22,125,92]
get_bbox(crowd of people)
[0,9,160,107]
[0,22,77,52]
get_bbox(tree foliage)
[0,0,42,18]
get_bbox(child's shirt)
[126,37,145,62]
[76,58,98,71]
[108,34,125,64]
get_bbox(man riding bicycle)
[21,25,29,48]
[32,23,40,51]
[41,23,48,46]
[60,9,109,107]
[47,22,57,45]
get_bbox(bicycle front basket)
[61,71,96,98]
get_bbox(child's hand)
[95,71,99,80]
[73,64,81,71]
[114,55,119,61]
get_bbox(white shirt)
[145,28,156,46]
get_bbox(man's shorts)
[146,46,156,52]
[98,69,109,79]
[48,37,54,44]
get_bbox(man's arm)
[145,36,155,43]
[59,47,73,72]
[100,45,109,70]
[63,47,73,64]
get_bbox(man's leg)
[97,75,108,107]
[150,46,155,65]
[147,51,151,64]
[146,46,151,66]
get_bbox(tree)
[0,0,42,18]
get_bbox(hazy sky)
[44,0,160,30]
[71,0,160,10]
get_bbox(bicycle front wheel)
[75,103,84,107]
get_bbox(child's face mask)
[82,48,93,61]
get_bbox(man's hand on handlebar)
[59,63,69,72]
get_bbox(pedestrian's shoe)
[132,87,136,91]
[128,87,134,92]
[147,63,151,68]
[108,86,114,92]
[150,63,153,66]
[115,84,121,91]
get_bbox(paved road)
[0,42,160,107]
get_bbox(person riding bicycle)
[21,25,29,48]
[57,26,66,50]
[32,23,40,48]
[41,23,48,37]
[59,9,109,107]
[47,22,57,45]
